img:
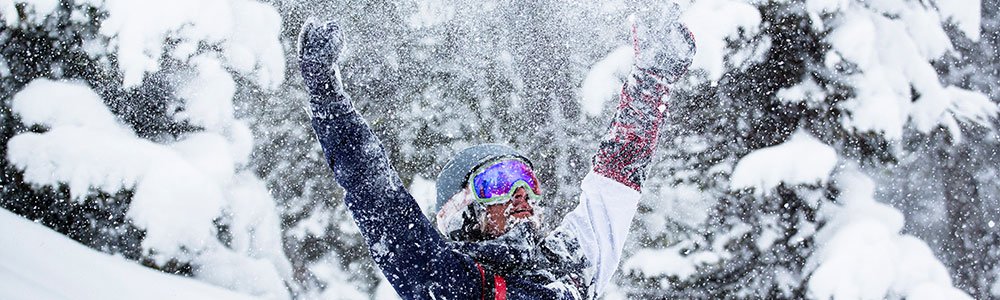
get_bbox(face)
[481,187,534,238]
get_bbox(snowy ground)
[0,209,258,300]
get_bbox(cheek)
[486,204,508,221]
[480,205,506,237]
[484,204,510,227]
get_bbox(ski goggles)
[467,157,542,206]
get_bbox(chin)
[510,210,533,219]
[508,212,542,228]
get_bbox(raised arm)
[556,3,696,296]
[299,20,484,299]
[592,4,694,189]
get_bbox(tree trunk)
[941,143,995,299]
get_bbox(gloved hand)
[631,1,696,82]
[592,2,696,191]
[298,19,352,118]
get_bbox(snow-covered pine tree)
[0,0,143,260]
[893,0,1000,297]
[615,0,994,299]
[1,0,293,298]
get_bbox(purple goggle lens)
[470,159,541,202]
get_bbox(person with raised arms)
[298,2,695,298]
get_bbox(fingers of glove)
[298,19,343,66]
[650,23,695,74]
[630,2,695,79]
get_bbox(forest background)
[1,0,998,299]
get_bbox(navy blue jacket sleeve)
[311,101,489,299]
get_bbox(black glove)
[632,1,696,82]
[298,19,353,118]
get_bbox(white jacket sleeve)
[556,170,641,297]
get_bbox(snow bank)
[730,130,837,194]
[6,0,285,298]
[0,209,257,300]
[805,169,972,300]
[194,247,288,300]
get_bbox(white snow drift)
[0,209,258,300]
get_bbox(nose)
[511,187,531,209]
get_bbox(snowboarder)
[299,2,695,299]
